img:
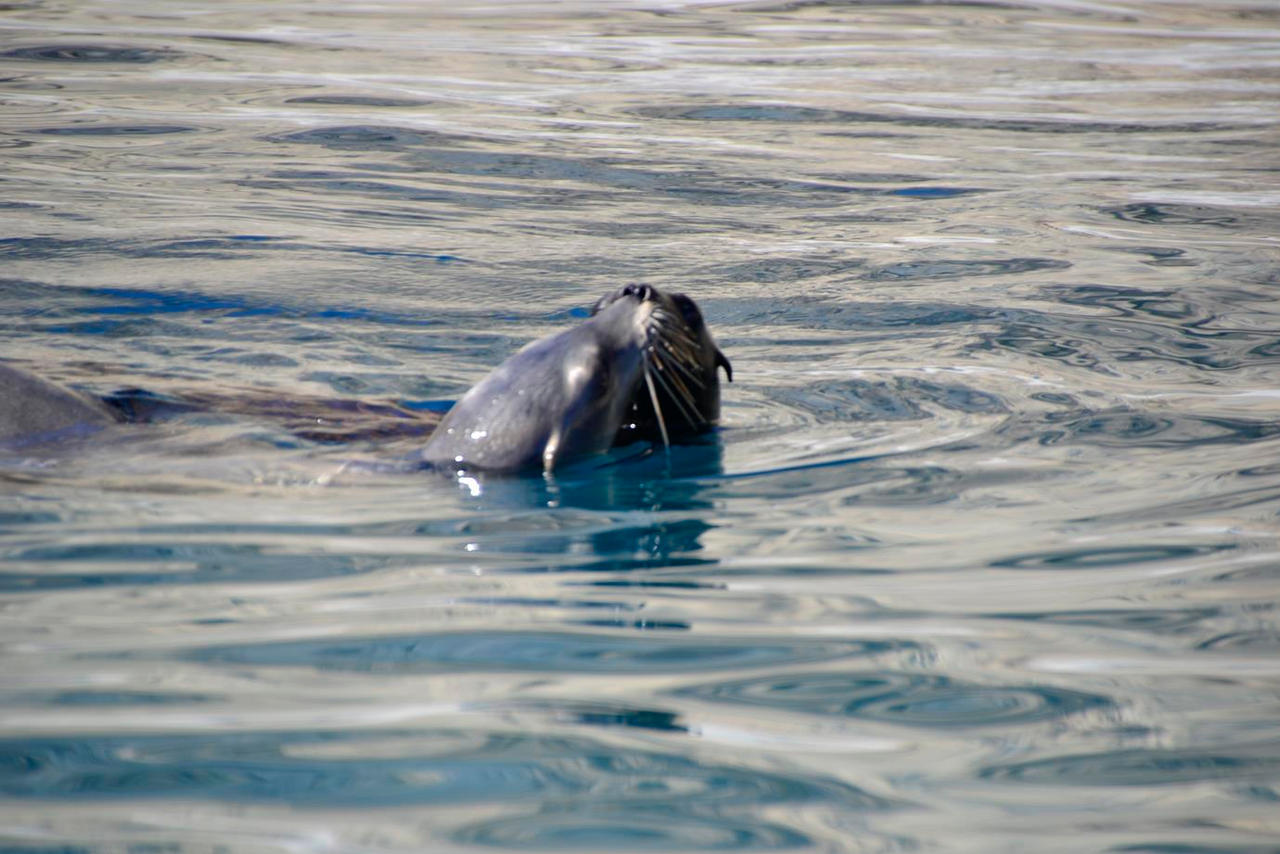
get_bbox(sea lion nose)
[622,283,653,302]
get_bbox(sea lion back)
[0,363,118,445]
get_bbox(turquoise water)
[3,0,1280,850]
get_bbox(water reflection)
[448,439,725,509]
[395,441,723,580]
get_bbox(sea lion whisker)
[646,356,704,429]
[655,323,701,354]
[649,310,701,351]
[656,342,706,388]
[653,353,699,413]
[652,341,707,396]
[642,363,671,448]
[665,373,706,425]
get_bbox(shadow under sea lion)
[0,286,731,473]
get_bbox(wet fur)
[0,363,118,445]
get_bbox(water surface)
[2,0,1279,851]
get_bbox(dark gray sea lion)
[422,284,731,474]
[0,363,119,445]
[1,286,729,472]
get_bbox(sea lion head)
[593,284,732,448]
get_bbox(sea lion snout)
[590,283,655,316]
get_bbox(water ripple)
[0,729,902,816]
[990,543,1233,571]
[1104,203,1255,229]
[1196,630,1280,652]
[0,540,402,591]
[284,95,432,108]
[16,690,216,707]
[995,410,1280,449]
[453,807,812,851]
[676,671,1111,728]
[0,44,186,63]
[185,631,908,674]
[632,103,1242,133]
[31,124,201,137]
[980,747,1280,786]
[772,376,1007,424]
[991,608,1222,635]
[266,125,469,150]
[863,258,1070,282]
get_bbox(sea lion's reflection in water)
[450,437,725,507]
[441,439,727,574]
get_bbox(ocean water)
[2,0,1280,851]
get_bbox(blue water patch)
[0,729,904,813]
[183,631,912,674]
[890,186,985,198]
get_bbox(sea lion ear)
[715,349,733,382]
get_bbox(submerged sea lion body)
[422,285,731,474]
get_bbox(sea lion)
[421,284,731,473]
[1,286,730,474]
[0,361,440,450]
[0,363,119,445]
